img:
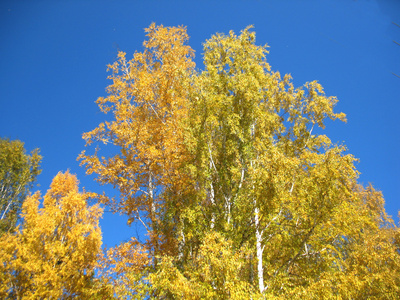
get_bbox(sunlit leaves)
[0,171,103,299]
[151,232,259,299]
[79,24,400,298]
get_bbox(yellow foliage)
[78,24,400,298]
[98,238,151,299]
[0,171,104,299]
[151,232,260,299]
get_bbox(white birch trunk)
[208,144,217,229]
[255,205,265,294]
[1,184,22,220]
[178,220,185,260]
[250,121,265,294]
[209,181,215,229]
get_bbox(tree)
[80,24,400,298]
[0,171,105,299]
[79,21,196,267]
[0,138,41,234]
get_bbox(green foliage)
[0,138,41,234]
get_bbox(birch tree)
[0,138,41,234]
[80,24,400,298]
[79,23,197,297]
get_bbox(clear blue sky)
[1,0,399,248]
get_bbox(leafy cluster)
[1,24,399,299]
[0,138,41,234]
[0,171,106,299]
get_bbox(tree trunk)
[255,205,265,294]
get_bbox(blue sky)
[1,0,399,248]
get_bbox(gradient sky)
[1,0,399,248]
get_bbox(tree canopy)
[78,24,400,298]
[1,24,398,299]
